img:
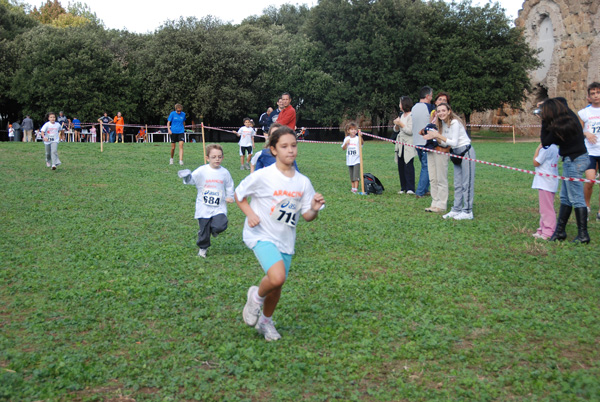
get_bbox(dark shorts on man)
[240,146,253,156]
[171,133,185,143]
[586,155,600,171]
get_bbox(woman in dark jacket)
[540,97,589,243]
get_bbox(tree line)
[1,0,539,133]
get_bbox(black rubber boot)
[549,204,572,242]
[571,207,590,244]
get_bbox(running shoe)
[198,248,207,258]
[242,286,261,326]
[443,210,459,219]
[169,158,174,165]
[255,320,281,341]
[454,211,474,220]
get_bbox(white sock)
[259,313,272,324]
[253,288,265,305]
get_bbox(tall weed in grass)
[1,141,599,401]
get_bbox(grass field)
[1,140,599,401]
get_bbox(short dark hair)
[281,92,292,99]
[588,82,600,95]
[243,117,251,123]
[400,96,413,111]
[419,86,433,99]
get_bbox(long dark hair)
[268,126,296,149]
[541,98,579,141]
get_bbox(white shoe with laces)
[454,211,474,220]
[169,158,174,165]
[255,319,282,341]
[242,286,261,326]
[443,210,459,220]
[197,248,207,258]
[179,160,184,166]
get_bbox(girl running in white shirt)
[236,126,325,341]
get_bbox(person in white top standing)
[425,103,475,220]
[236,126,325,341]
[532,143,560,239]
[235,117,256,170]
[578,82,600,221]
[40,112,63,170]
[178,144,234,258]
[341,121,363,193]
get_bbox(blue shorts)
[586,155,600,171]
[252,241,292,277]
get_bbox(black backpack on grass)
[363,173,384,195]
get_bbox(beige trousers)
[427,152,449,210]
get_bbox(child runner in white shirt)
[40,112,62,170]
[178,144,235,258]
[341,121,363,193]
[532,143,559,240]
[236,126,325,341]
[235,117,256,170]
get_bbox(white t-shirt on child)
[235,163,316,255]
[342,136,361,166]
[187,164,234,219]
[238,126,255,147]
[532,144,559,193]
[41,122,62,144]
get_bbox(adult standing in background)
[411,86,434,198]
[425,92,452,213]
[168,103,186,165]
[98,112,112,143]
[392,96,415,195]
[72,116,81,142]
[57,111,69,142]
[259,107,274,136]
[541,97,590,244]
[22,115,34,142]
[114,112,124,143]
[277,93,296,130]
[269,98,283,126]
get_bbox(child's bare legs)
[247,154,253,165]
[170,142,176,159]
[584,169,596,210]
[258,261,286,317]
[352,180,359,191]
[240,155,245,167]
[178,141,184,163]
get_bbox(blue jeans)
[416,148,430,196]
[559,153,588,208]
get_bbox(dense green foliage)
[1,140,599,400]
[2,0,538,130]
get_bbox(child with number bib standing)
[41,112,62,170]
[236,126,325,341]
[341,121,363,193]
[532,143,559,240]
[178,144,234,258]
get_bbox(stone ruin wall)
[471,0,600,136]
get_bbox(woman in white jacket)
[392,96,415,195]
[424,103,475,220]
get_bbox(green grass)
[1,140,599,401]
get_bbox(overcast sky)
[29,0,526,34]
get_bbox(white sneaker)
[179,160,184,166]
[407,190,415,195]
[255,320,281,341]
[240,165,245,170]
[51,165,56,170]
[46,162,51,167]
[443,210,459,219]
[454,211,474,220]
[198,248,207,258]
[397,190,405,194]
[242,286,261,326]
[169,158,174,165]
